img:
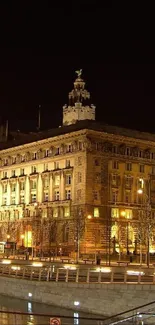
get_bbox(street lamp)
[7,234,10,242]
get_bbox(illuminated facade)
[0,71,155,257]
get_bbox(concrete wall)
[0,276,155,318]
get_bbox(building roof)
[0,120,155,151]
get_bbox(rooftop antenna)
[37,105,41,131]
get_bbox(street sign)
[50,317,61,325]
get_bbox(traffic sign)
[50,317,61,325]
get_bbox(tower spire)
[62,70,95,126]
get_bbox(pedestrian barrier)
[0,263,155,284]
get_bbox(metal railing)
[0,264,155,284]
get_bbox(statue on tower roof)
[75,69,82,78]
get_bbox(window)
[111,208,119,218]
[32,152,37,160]
[44,192,49,201]
[64,207,70,217]
[138,178,144,189]
[20,195,25,204]
[31,165,37,173]
[152,166,155,175]
[3,171,7,178]
[54,161,59,170]
[3,197,7,205]
[20,182,25,190]
[139,164,145,173]
[3,184,7,193]
[11,197,16,205]
[94,207,99,217]
[112,161,119,169]
[126,209,132,219]
[11,184,16,192]
[77,189,81,200]
[54,190,59,201]
[67,144,72,152]
[53,207,58,218]
[79,142,82,150]
[54,175,60,186]
[44,163,48,171]
[11,170,16,177]
[66,160,70,168]
[93,191,98,200]
[31,193,36,202]
[111,174,118,186]
[66,189,71,200]
[77,172,82,183]
[66,174,71,185]
[55,147,60,155]
[126,162,132,171]
[21,155,25,162]
[125,176,132,188]
[31,180,37,189]
[125,190,131,203]
[20,168,25,176]
[126,148,130,155]
[78,157,82,166]
[112,191,118,202]
[4,158,8,166]
[12,157,16,164]
[45,149,49,157]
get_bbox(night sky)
[0,3,154,133]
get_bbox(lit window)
[66,174,71,185]
[126,209,132,219]
[11,170,16,177]
[31,180,37,189]
[66,189,71,200]
[3,171,7,178]
[54,162,59,170]
[31,165,37,173]
[66,160,70,168]
[55,148,60,155]
[11,184,16,192]
[94,207,99,217]
[32,152,37,160]
[54,191,59,201]
[54,175,60,186]
[111,208,119,218]
[53,207,58,218]
[138,178,144,189]
[44,178,49,188]
[44,163,48,171]
[3,184,7,193]
[64,207,70,217]
[20,168,25,175]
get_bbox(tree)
[137,201,155,266]
[73,206,85,263]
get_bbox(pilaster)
[37,173,43,203]
[25,176,30,204]
[16,179,20,205]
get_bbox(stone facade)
[0,71,155,257]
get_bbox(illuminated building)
[0,70,155,257]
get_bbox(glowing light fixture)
[32,262,43,267]
[121,211,126,217]
[2,260,11,264]
[127,270,145,276]
[96,267,111,273]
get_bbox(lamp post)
[87,214,99,263]
[137,187,151,267]
[7,234,10,242]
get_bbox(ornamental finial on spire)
[75,69,82,78]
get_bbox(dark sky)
[0,3,154,133]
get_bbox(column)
[16,179,20,205]
[25,176,30,204]
[60,171,65,200]
[0,183,2,206]
[49,174,53,201]
[7,182,11,205]
[71,170,74,201]
[37,173,43,203]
